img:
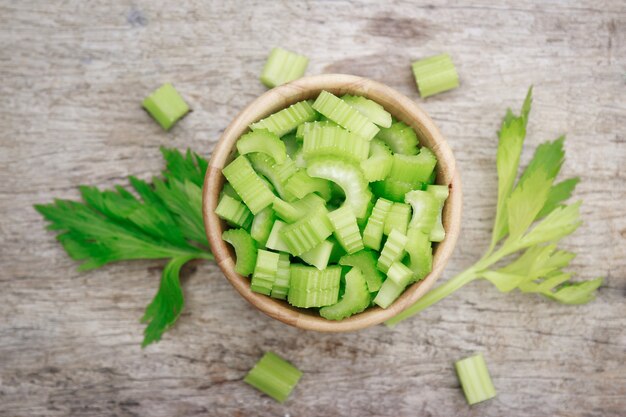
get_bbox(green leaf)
[141,255,194,347]
[505,167,553,240]
[161,147,208,188]
[544,277,604,304]
[519,202,582,248]
[517,136,565,186]
[537,177,580,219]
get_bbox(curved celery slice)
[237,129,287,164]
[339,250,384,292]
[271,253,291,300]
[244,351,302,404]
[306,157,372,219]
[260,47,309,89]
[223,155,275,215]
[371,178,418,203]
[303,125,370,162]
[295,120,338,139]
[362,198,393,251]
[376,121,419,155]
[312,91,380,140]
[426,185,449,242]
[341,95,392,128]
[251,249,280,295]
[250,100,317,137]
[384,202,411,236]
[287,265,341,307]
[377,229,408,273]
[285,170,332,201]
[373,262,413,308]
[222,228,258,276]
[320,267,371,320]
[280,207,333,255]
[412,53,459,99]
[290,193,327,213]
[327,236,347,264]
[327,206,364,254]
[404,190,438,233]
[361,138,393,182]
[388,148,437,185]
[248,152,297,201]
[272,197,301,223]
[455,354,496,405]
[404,228,433,282]
[299,240,333,270]
[265,220,290,252]
[251,207,275,246]
[282,133,300,158]
[215,193,253,229]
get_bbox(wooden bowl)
[202,74,462,332]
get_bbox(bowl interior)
[203,74,462,332]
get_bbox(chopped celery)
[360,138,393,182]
[221,183,240,200]
[244,351,302,403]
[250,207,276,246]
[287,265,341,307]
[290,193,327,213]
[251,249,280,295]
[328,206,364,254]
[282,133,300,157]
[285,170,332,201]
[307,157,372,219]
[320,267,371,320]
[373,262,413,308]
[250,100,317,137]
[271,253,291,299]
[377,229,408,273]
[388,148,437,185]
[339,250,384,292]
[341,95,392,128]
[404,190,438,233]
[215,193,253,228]
[248,152,297,201]
[404,228,433,282]
[312,91,380,140]
[295,120,338,139]
[383,202,411,236]
[371,178,417,203]
[412,53,459,98]
[222,228,257,276]
[222,155,275,215]
[280,207,333,255]
[455,354,497,405]
[376,122,419,155]
[142,83,190,131]
[303,125,370,162]
[299,240,333,270]
[237,129,287,164]
[265,220,291,252]
[426,185,449,242]
[363,198,393,251]
[272,197,301,223]
[327,236,347,264]
[260,47,308,88]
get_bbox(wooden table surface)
[1,1,625,416]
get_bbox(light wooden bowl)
[203,74,462,332]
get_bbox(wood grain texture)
[1,0,624,416]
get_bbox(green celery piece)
[248,152,297,201]
[251,249,280,295]
[251,207,276,246]
[260,47,309,88]
[215,193,253,228]
[244,351,302,403]
[265,220,291,253]
[271,253,291,300]
[376,122,419,155]
[362,198,393,251]
[285,170,332,201]
[426,185,449,242]
[371,178,419,203]
[384,202,411,236]
[327,206,364,254]
[320,267,371,320]
[250,100,317,137]
[237,129,287,164]
[287,265,341,307]
[360,138,393,182]
[302,124,370,162]
[223,155,276,215]
[221,183,241,201]
[280,206,333,255]
[455,354,496,405]
[142,83,190,131]
[341,95,392,128]
[377,229,408,274]
[272,197,301,223]
[411,54,459,98]
[298,240,334,270]
[373,262,413,308]
[388,148,437,185]
[339,250,384,292]
[404,190,438,233]
[312,91,380,140]
[296,120,338,139]
[222,228,257,276]
[404,228,433,282]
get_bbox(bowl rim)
[202,74,462,332]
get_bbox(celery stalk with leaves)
[386,88,603,326]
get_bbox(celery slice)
[271,253,291,299]
[327,236,347,264]
[290,193,327,213]
[244,351,302,403]
[251,207,275,246]
[222,183,240,200]
[384,202,411,236]
[250,100,317,137]
[371,178,418,203]
[339,250,384,292]
[320,267,371,320]
[299,240,333,270]
[248,152,297,201]
[272,197,301,223]
[376,122,419,155]
[260,47,308,88]
[455,354,496,405]
[303,125,370,162]
[251,249,280,295]
[362,198,393,251]
[142,83,190,131]
[295,120,338,139]
[377,229,408,273]
[287,265,341,307]
[285,170,332,201]
[388,148,437,185]
[280,207,333,255]
[237,129,287,164]
[282,133,300,157]
[215,193,253,229]
[265,220,291,253]
[306,157,372,219]
[223,156,275,215]
[412,53,459,98]
[404,228,433,282]
[360,138,393,182]
[404,190,439,233]
[222,228,258,276]
[341,95,392,128]
[312,91,380,140]
[426,185,449,242]
[327,206,364,254]
[373,262,413,308]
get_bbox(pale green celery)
[455,354,496,405]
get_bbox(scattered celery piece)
[455,354,497,405]
[250,100,317,137]
[215,193,252,228]
[260,47,308,88]
[244,351,302,403]
[142,83,190,131]
[222,229,257,276]
[341,95,392,128]
[426,184,449,242]
[223,155,275,215]
[412,53,459,98]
